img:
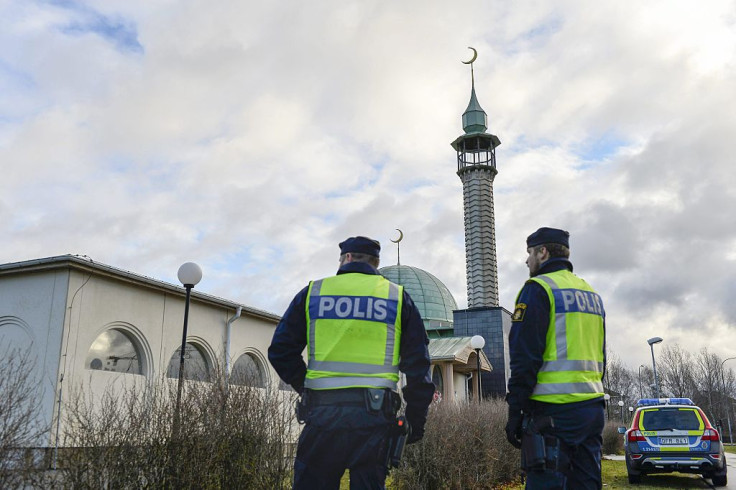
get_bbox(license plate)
[660,437,688,445]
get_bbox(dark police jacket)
[268,261,434,427]
[506,258,607,415]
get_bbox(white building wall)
[0,269,69,444]
[453,372,469,402]
[0,257,281,447]
[229,314,277,386]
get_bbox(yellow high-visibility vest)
[519,269,605,404]
[304,273,403,390]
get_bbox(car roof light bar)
[635,397,695,407]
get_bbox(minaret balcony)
[452,132,501,174]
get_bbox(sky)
[2,0,736,369]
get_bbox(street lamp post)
[470,335,485,404]
[618,400,625,424]
[647,337,663,398]
[174,262,203,435]
[720,356,736,444]
[638,365,645,399]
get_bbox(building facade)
[0,255,280,447]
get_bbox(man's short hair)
[534,243,570,259]
[340,252,380,268]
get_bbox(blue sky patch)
[49,0,144,54]
[573,132,629,162]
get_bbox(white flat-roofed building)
[0,255,281,447]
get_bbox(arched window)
[231,353,266,388]
[167,343,210,382]
[86,329,143,375]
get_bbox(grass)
[339,452,735,489]
[433,459,719,490]
[339,473,395,489]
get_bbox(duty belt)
[309,388,372,406]
[306,388,401,414]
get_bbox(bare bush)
[603,351,636,402]
[391,398,521,490]
[58,371,299,489]
[601,421,624,455]
[0,343,47,488]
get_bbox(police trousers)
[524,399,605,490]
[293,389,396,490]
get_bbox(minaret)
[451,51,501,308]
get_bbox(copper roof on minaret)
[451,55,500,150]
[462,83,488,134]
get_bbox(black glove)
[505,408,523,449]
[406,421,424,445]
[289,374,305,395]
[405,406,427,445]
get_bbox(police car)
[624,398,727,486]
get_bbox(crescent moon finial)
[462,46,478,65]
[390,229,403,266]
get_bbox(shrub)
[0,344,47,489]
[601,420,625,455]
[58,371,299,489]
[391,398,522,490]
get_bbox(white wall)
[0,269,69,444]
[453,371,469,402]
[61,268,279,398]
[0,261,281,447]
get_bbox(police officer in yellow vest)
[268,236,434,489]
[505,228,606,489]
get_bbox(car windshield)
[641,408,701,431]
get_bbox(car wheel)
[711,473,727,487]
[627,472,641,484]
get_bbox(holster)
[520,415,570,474]
[295,391,309,424]
[385,415,409,470]
[370,390,404,471]
[365,388,401,417]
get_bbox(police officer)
[268,236,434,489]
[505,227,606,489]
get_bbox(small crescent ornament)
[462,47,478,65]
[390,229,404,243]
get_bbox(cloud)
[1,0,736,369]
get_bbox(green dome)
[379,265,458,331]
